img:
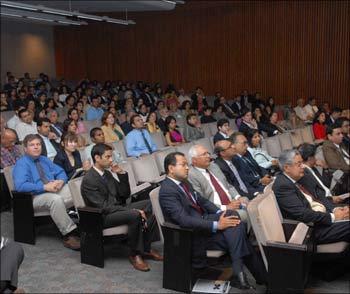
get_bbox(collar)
[219,132,229,138]
[283,172,297,184]
[224,159,233,165]
[333,143,340,149]
[167,176,182,186]
[93,165,105,177]
[194,166,207,174]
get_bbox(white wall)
[1,19,56,85]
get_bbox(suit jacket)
[53,149,83,180]
[322,140,349,171]
[39,135,60,157]
[214,157,256,198]
[221,103,236,119]
[157,118,167,133]
[232,153,267,192]
[159,177,222,267]
[231,102,243,116]
[81,168,131,215]
[272,173,332,226]
[140,92,155,108]
[188,163,239,207]
[183,124,205,142]
[213,132,227,144]
[298,168,335,212]
[50,123,63,138]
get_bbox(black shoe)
[230,272,255,290]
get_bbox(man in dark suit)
[159,152,267,289]
[140,85,155,110]
[325,107,342,126]
[213,118,232,144]
[218,96,236,119]
[214,139,259,199]
[272,149,349,245]
[157,108,169,133]
[81,143,162,272]
[47,109,64,139]
[37,118,60,158]
[230,132,272,193]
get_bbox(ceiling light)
[1,1,38,11]
[57,20,85,26]
[76,14,103,21]
[162,0,176,4]
[26,16,54,22]
[41,9,73,17]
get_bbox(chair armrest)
[12,190,34,198]
[266,241,308,251]
[78,206,103,234]
[131,183,152,195]
[162,222,194,232]
[78,206,103,214]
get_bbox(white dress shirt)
[294,106,308,121]
[39,134,57,158]
[15,121,38,141]
[7,115,20,130]
[304,166,332,197]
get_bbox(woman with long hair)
[62,119,86,148]
[312,110,327,141]
[146,111,161,133]
[165,116,185,146]
[101,111,124,143]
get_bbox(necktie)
[206,170,231,205]
[296,183,324,206]
[242,156,260,178]
[229,162,248,193]
[180,182,203,214]
[140,130,153,154]
[34,159,49,184]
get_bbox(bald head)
[1,128,18,148]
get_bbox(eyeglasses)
[196,152,211,157]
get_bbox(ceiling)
[14,1,181,12]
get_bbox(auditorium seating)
[68,177,128,268]
[265,135,282,158]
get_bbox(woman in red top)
[312,111,327,141]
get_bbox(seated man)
[37,118,60,159]
[81,143,162,272]
[200,107,217,124]
[323,123,349,172]
[298,143,348,203]
[213,118,233,144]
[125,114,157,157]
[0,237,24,293]
[183,114,205,142]
[1,128,22,169]
[84,127,122,164]
[272,149,349,245]
[188,144,248,222]
[13,134,80,250]
[230,132,272,193]
[159,152,267,289]
[86,96,104,121]
[15,109,38,142]
[214,139,259,199]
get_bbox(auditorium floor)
[1,211,349,293]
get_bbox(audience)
[80,143,162,272]
[37,118,60,159]
[246,128,279,171]
[159,152,267,290]
[13,134,80,250]
[164,116,185,146]
[145,112,161,134]
[214,139,256,198]
[53,132,91,180]
[101,111,124,143]
[272,149,349,245]
[187,144,249,221]
[230,132,272,193]
[312,111,327,141]
[213,118,232,144]
[183,114,205,142]
[15,109,38,141]
[125,115,157,157]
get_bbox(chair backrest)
[290,129,304,147]
[194,137,214,154]
[150,132,166,149]
[175,142,194,161]
[153,148,176,174]
[149,186,164,243]
[82,120,101,131]
[3,165,14,195]
[300,127,314,144]
[265,135,282,158]
[67,176,85,209]
[119,161,137,189]
[208,122,218,136]
[261,138,268,151]
[278,132,293,150]
[201,124,212,138]
[112,140,127,161]
[131,155,161,183]
[2,110,15,122]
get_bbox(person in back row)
[13,134,80,250]
[183,113,205,142]
[125,114,157,157]
[213,118,233,144]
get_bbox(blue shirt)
[13,155,68,195]
[125,129,158,157]
[86,106,104,121]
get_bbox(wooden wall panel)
[54,1,349,108]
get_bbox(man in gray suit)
[187,144,249,222]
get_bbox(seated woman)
[65,108,86,134]
[138,104,149,123]
[101,111,124,143]
[53,132,91,180]
[246,128,279,173]
[284,110,305,130]
[180,100,194,117]
[312,110,327,142]
[165,116,185,146]
[146,111,161,134]
[239,108,259,135]
[62,119,86,149]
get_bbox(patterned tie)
[296,183,325,206]
[206,170,231,205]
[180,182,203,214]
[34,158,49,184]
[229,162,248,193]
[140,130,153,154]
